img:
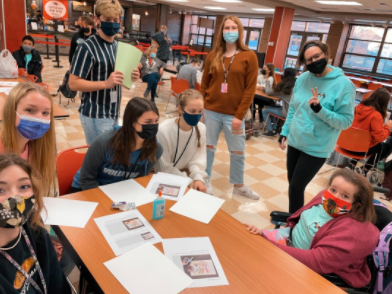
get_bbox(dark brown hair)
[81,16,94,26]
[0,153,45,228]
[328,169,376,224]
[274,67,296,95]
[360,88,390,120]
[109,98,159,166]
[298,40,330,68]
[178,89,204,148]
[265,63,277,88]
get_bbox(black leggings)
[287,145,326,213]
[350,137,392,170]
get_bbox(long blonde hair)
[209,15,249,74]
[145,45,157,58]
[1,83,56,196]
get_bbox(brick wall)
[325,22,345,65]
[167,13,181,44]
[132,7,157,35]
[212,15,224,50]
[258,18,272,53]
[181,15,192,45]
[331,23,349,67]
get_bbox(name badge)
[110,91,117,103]
[221,83,228,93]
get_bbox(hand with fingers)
[105,71,124,89]
[244,223,262,235]
[308,87,322,113]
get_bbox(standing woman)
[279,40,355,213]
[201,15,259,199]
[151,25,171,64]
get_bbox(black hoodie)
[12,47,43,83]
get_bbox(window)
[190,15,216,47]
[341,25,392,76]
[241,18,264,51]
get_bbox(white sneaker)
[205,178,213,195]
[233,185,260,200]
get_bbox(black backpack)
[58,70,77,105]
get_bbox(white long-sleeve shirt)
[156,118,207,182]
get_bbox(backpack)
[383,167,392,201]
[373,200,392,294]
[58,70,77,105]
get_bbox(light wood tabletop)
[255,89,281,101]
[0,78,69,119]
[55,175,345,294]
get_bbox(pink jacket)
[276,192,379,288]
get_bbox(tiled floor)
[43,55,392,233]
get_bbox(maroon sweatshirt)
[276,192,379,288]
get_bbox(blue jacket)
[281,66,355,158]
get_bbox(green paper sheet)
[115,42,143,89]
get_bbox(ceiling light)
[169,9,172,14]
[178,9,182,14]
[204,6,226,10]
[382,21,389,28]
[330,19,335,24]
[251,8,275,11]
[212,0,242,2]
[370,22,375,27]
[316,1,362,5]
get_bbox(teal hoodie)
[281,65,355,158]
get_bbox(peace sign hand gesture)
[308,87,320,106]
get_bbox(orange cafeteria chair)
[368,82,383,91]
[166,77,190,114]
[195,81,201,92]
[25,75,38,83]
[56,145,89,196]
[262,113,286,136]
[18,68,27,78]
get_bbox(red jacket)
[351,104,390,148]
[276,192,379,288]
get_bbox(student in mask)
[278,40,355,213]
[69,0,140,145]
[35,10,43,22]
[0,153,71,294]
[12,35,43,83]
[69,16,96,64]
[201,15,259,199]
[71,98,163,192]
[177,57,202,89]
[156,89,207,193]
[151,25,172,64]
[245,169,378,289]
[0,83,56,197]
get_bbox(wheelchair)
[269,186,392,294]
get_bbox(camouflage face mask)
[0,195,35,228]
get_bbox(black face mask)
[306,58,328,75]
[136,124,158,140]
[261,69,267,75]
[82,27,91,34]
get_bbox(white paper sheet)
[146,172,192,201]
[94,210,162,256]
[0,87,13,94]
[104,242,193,294]
[0,82,18,87]
[163,237,229,288]
[41,197,98,228]
[99,179,156,207]
[169,189,224,224]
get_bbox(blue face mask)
[100,21,120,37]
[223,31,239,44]
[22,45,33,53]
[182,109,202,127]
[150,53,156,58]
[16,113,51,140]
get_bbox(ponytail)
[195,125,201,148]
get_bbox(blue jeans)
[204,109,245,185]
[263,106,283,131]
[142,73,160,102]
[79,113,116,145]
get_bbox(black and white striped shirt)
[70,34,121,120]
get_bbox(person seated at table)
[138,45,166,102]
[156,89,207,193]
[347,88,392,175]
[71,97,163,192]
[177,57,202,89]
[245,169,378,289]
[69,16,96,64]
[0,153,71,294]
[262,68,296,137]
[12,35,43,83]
[0,83,56,197]
[253,63,276,125]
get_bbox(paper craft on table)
[169,189,224,224]
[104,242,193,294]
[146,172,192,201]
[114,42,142,89]
[95,209,162,256]
[99,179,156,207]
[0,87,13,94]
[162,237,229,288]
[41,197,98,228]
[0,82,18,87]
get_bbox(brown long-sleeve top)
[200,49,258,120]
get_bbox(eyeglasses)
[305,51,324,64]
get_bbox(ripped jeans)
[204,109,245,185]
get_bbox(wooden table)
[255,89,281,100]
[0,78,69,119]
[53,176,344,294]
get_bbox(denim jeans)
[263,106,284,131]
[142,72,160,102]
[204,109,245,185]
[79,113,116,145]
